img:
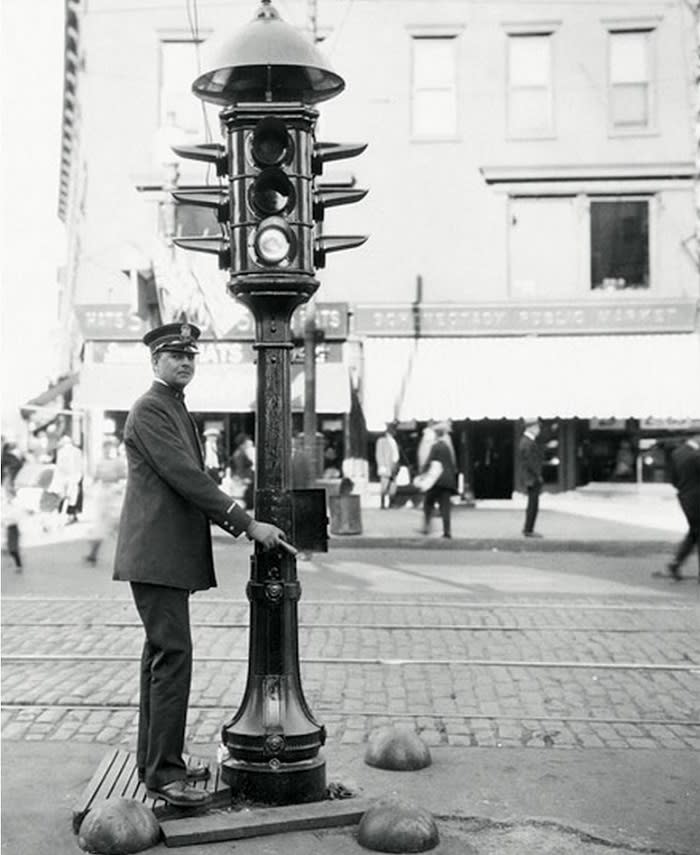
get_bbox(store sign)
[353,300,698,336]
[88,340,343,365]
[76,302,349,341]
[640,417,700,432]
[74,305,149,339]
[89,340,256,365]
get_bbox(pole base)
[221,753,326,805]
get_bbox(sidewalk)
[325,483,685,553]
[2,739,698,855]
[18,483,686,553]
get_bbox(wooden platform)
[73,749,367,848]
[159,798,370,848]
[72,749,231,834]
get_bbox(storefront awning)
[73,362,349,414]
[362,334,700,427]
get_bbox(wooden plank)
[109,751,141,800]
[96,749,133,801]
[71,749,128,833]
[160,798,370,848]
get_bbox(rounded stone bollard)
[358,796,439,853]
[78,798,160,854]
[364,726,432,771]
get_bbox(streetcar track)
[1,701,698,729]
[3,596,694,611]
[2,620,695,632]
[3,653,698,670]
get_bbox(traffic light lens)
[255,222,292,264]
[250,169,295,216]
[251,117,292,167]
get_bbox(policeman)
[113,322,286,807]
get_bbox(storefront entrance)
[470,420,514,499]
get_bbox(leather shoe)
[147,780,212,807]
[523,531,543,538]
[138,759,210,783]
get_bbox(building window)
[608,30,652,131]
[507,34,553,137]
[590,199,649,290]
[159,39,204,137]
[411,36,457,139]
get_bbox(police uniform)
[113,322,253,794]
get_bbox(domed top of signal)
[192,0,345,106]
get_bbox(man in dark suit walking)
[420,422,458,538]
[664,435,700,581]
[113,322,285,807]
[519,420,544,538]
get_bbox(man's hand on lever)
[246,520,296,554]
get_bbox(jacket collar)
[150,380,185,402]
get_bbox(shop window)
[608,30,653,132]
[590,199,649,290]
[411,36,458,139]
[507,33,553,138]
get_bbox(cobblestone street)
[3,542,699,755]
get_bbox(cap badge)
[180,323,192,340]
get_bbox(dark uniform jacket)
[113,382,253,591]
[519,433,543,488]
[670,441,700,518]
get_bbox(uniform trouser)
[673,498,700,573]
[130,582,191,790]
[524,484,541,534]
[424,486,452,536]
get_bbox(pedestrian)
[416,422,436,473]
[291,432,313,490]
[202,428,222,484]
[519,419,544,538]
[49,435,84,524]
[662,434,700,581]
[1,440,24,486]
[375,423,400,509]
[83,441,127,566]
[417,421,457,538]
[229,432,255,510]
[2,479,23,570]
[113,321,286,808]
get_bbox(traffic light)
[230,107,313,283]
[170,105,368,287]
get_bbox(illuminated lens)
[256,226,291,264]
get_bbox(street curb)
[211,532,677,555]
[326,537,676,555]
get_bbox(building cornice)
[58,0,81,222]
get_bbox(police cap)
[143,322,201,355]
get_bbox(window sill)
[410,136,462,144]
[608,126,659,139]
